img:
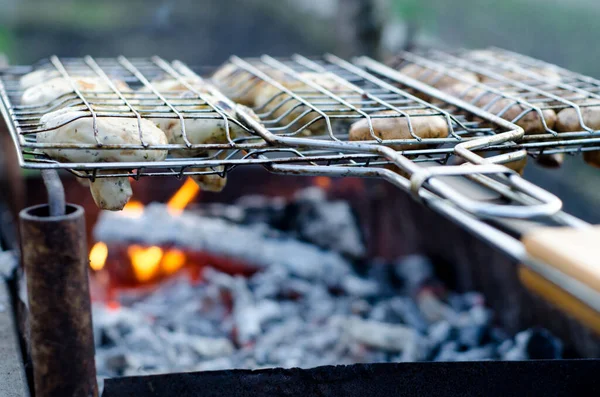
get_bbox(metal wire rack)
[218,54,563,219]
[0,55,513,175]
[0,54,564,219]
[1,54,596,312]
[388,48,600,158]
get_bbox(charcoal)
[197,202,247,223]
[447,291,485,312]
[0,250,17,279]
[231,276,261,345]
[369,300,394,322]
[235,194,287,226]
[191,357,235,372]
[433,341,496,362]
[456,306,493,348]
[340,274,380,297]
[96,203,355,288]
[161,331,234,358]
[96,347,129,375]
[283,187,366,259]
[89,190,563,396]
[502,328,563,360]
[457,325,489,349]
[393,255,435,293]
[350,299,371,316]
[416,290,458,324]
[524,328,564,359]
[453,344,497,362]
[367,258,397,296]
[93,243,563,396]
[342,316,416,352]
[428,321,454,346]
[433,341,460,362]
[496,339,514,358]
[203,188,366,260]
[397,333,431,362]
[390,297,428,332]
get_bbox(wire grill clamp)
[0,54,564,219]
[395,48,600,157]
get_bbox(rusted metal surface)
[19,204,97,397]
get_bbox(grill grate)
[0,55,521,177]
[387,48,600,158]
[0,54,564,220]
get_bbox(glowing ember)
[313,176,332,190]
[167,178,200,215]
[89,178,200,282]
[122,200,145,218]
[161,249,187,275]
[128,245,164,282]
[89,242,108,271]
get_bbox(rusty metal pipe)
[20,203,98,397]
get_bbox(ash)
[94,188,365,287]
[92,188,563,391]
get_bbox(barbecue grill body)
[102,360,600,397]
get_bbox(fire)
[161,249,186,275]
[89,242,108,271]
[90,178,199,283]
[167,178,200,215]
[128,245,163,282]
[313,176,332,190]
[127,246,187,282]
[122,200,145,217]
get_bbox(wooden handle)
[522,225,600,293]
[518,266,600,335]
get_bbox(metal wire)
[2,54,594,309]
[391,48,600,155]
[0,54,565,220]
[1,55,514,176]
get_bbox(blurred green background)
[0,0,599,221]
[2,0,598,75]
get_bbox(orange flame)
[313,176,332,190]
[89,242,108,271]
[128,245,163,282]
[167,178,200,215]
[127,246,187,282]
[90,178,198,280]
[122,200,145,218]
[161,249,186,275]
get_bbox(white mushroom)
[19,69,62,90]
[253,71,352,136]
[211,63,275,106]
[21,76,131,107]
[143,80,259,192]
[138,76,209,94]
[39,107,168,210]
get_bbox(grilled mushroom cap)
[253,72,351,136]
[144,79,260,192]
[39,107,168,210]
[349,109,449,150]
[21,76,131,107]
[19,69,62,90]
